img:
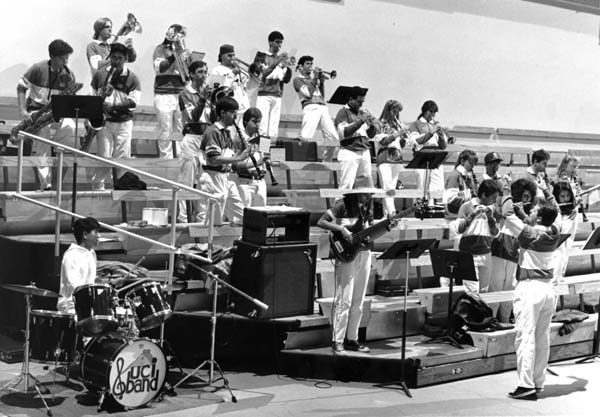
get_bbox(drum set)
[1,279,174,415]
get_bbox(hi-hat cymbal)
[0,284,59,298]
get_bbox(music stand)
[378,238,437,398]
[426,249,477,349]
[174,264,268,402]
[406,149,448,202]
[51,95,104,222]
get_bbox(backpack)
[114,172,147,190]
[452,293,497,332]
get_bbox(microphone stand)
[173,263,268,402]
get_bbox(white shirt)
[210,64,250,111]
[57,244,97,314]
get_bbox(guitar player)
[317,183,400,354]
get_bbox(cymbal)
[0,284,59,298]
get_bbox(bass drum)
[80,333,167,408]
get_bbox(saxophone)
[10,82,83,143]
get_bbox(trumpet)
[314,67,337,79]
[433,121,456,144]
[116,13,142,37]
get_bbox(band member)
[90,43,141,191]
[317,183,399,353]
[373,99,412,215]
[86,17,137,77]
[490,178,537,323]
[177,60,213,223]
[483,151,511,196]
[232,108,268,208]
[256,31,294,137]
[552,181,578,282]
[456,179,501,294]
[57,217,101,314]
[17,39,77,191]
[292,56,339,152]
[209,44,250,115]
[153,24,188,159]
[334,86,377,190]
[505,203,561,399]
[196,97,248,226]
[524,149,554,203]
[444,149,478,217]
[411,100,449,196]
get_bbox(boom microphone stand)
[174,264,268,402]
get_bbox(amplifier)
[242,206,310,246]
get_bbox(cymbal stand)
[1,292,53,417]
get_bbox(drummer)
[57,217,107,313]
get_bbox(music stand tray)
[51,95,104,125]
[582,228,600,251]
[377,238,437,398]
[406,149,448,202]
[427,249,477,349]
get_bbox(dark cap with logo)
[484,152,503,164]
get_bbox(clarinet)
[573,173,589,222]
[232,122,264,179]
[262,152,279,186]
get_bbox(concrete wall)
[1,0,599,132]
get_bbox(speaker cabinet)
[229,240,317,319]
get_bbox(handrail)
[17,131,218,201]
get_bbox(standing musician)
[16,39,77,191]
[153,24,189,159]
[196,97,248,226]
[209,44,250,115]
[292,56,339,155]
[256,31,295,137]
[90,43,141,191]
[411,100,449,196]
[444,149,479,217]
[334,86,377,190]
[318,183,399,354]
[482,152,511,196]
[86,17,137,77]
[232,107,268,208]
[177,60,213,223]
[524,149,554,204]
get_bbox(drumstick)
[124,256,146,281]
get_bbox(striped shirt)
[334,106,375,152]
[457,198,498,255]
[258,52,291,97]
[491,195,520,263]
[200,122,234,173]
[91,66,141,123]
[153,43,186,94]
[17,60,76,111]
[293,74,325,108]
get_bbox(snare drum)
[124,282,172,332]
[80,333,167,409]
[73,283,118,336]
[29,310,78,364]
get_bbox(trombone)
[233,58,262,78]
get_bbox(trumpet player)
[334,86,377,190]
[292,56,339,156]
[86,17,137,77]
[210,44,250,115]
[17,39,76,191]
[177,60,213,223]
[90,43,141,191]
[153,24,188,159]
[256,30,294,137]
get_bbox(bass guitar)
[330,203,423,263]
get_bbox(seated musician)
[292,56,339,155]
[210,44,250,115]
[444,149,478,217]
[90,43,141,191]
[504,204,561,400]
[455,179,501,294]
[317,179,399,354]
[177,60,213,223]
[334,86,377,190]
[86,17,137,77]
[232,108,268,208]
[57,217,101,314]
[196,97,248,226]
[16,39,77,191]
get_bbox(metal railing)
[11,131,220,289]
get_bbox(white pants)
[337,148,373,190]
[235,177,267,208]
[33,119,75,190]
[92,120,132,189]
[256,95,281,138]
[300,104,339,143]
[332,250,371,344]
[177,134,204,222]
[196,170,244,226]
[154,94,182,159]
[514,279,556,389]
[490,256,517,322]
[377,163,403,215]
[417,166,444,199]
[446,253,491,294]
